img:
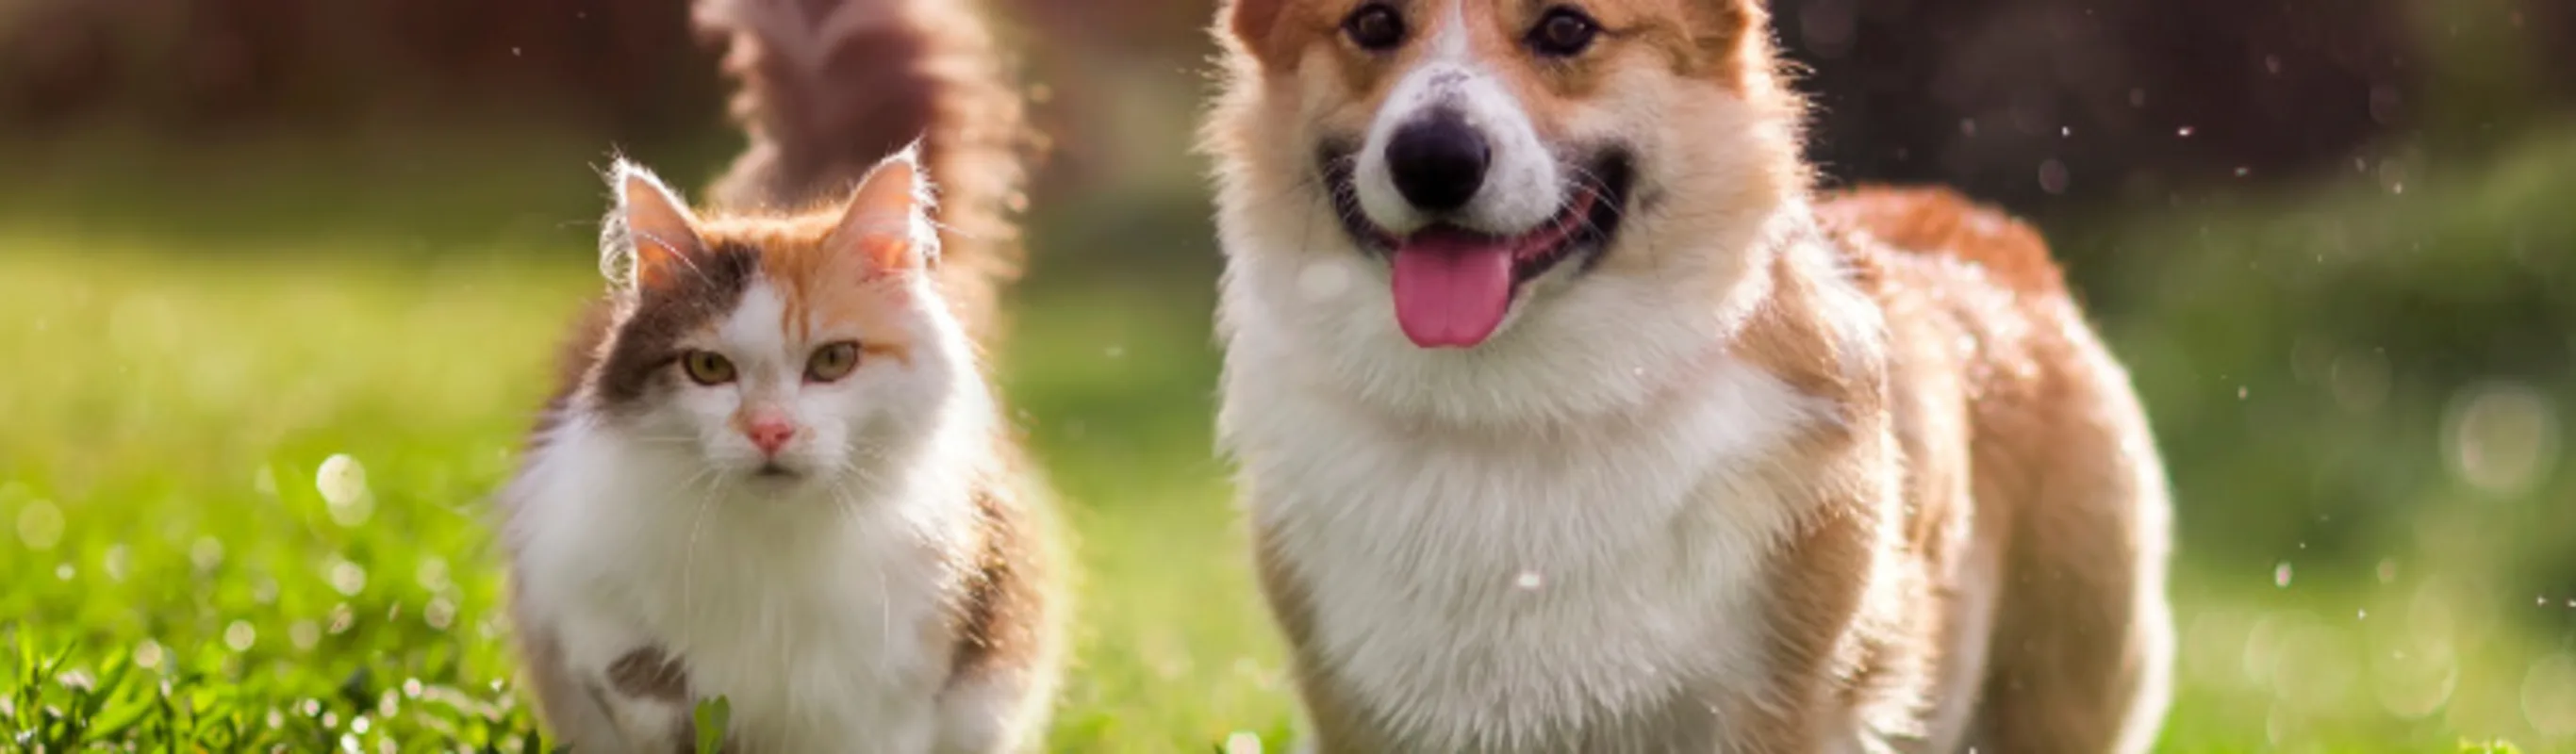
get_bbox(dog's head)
[1209,0,1805,357]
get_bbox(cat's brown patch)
[608,646,690,702]
[946,477,1048,679]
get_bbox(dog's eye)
[1342,4,1405,52]
[1528,8,1599,57]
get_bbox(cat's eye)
[680,350,735,385]
[805,341,862,383]
[1528,8,1599,57]
[1343,3,1404,52]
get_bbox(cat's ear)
[827,145,936,275]
[606,159,707,290]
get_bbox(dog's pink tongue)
[1391,231,1514,349]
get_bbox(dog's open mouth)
[1325,149,1634,349]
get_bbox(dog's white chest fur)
[1225,332,1824,748]
[511,421,963,752]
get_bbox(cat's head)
[585,149,972,488]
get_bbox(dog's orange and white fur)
[1204,1,2174,751]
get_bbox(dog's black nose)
[1384,112,1489,213]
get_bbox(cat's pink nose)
[745,418,797,455]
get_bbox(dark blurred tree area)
[1774,0,2573,214]
[0,0,725,144]
[3,0,2566,208]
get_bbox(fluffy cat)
[500,150,1064,753]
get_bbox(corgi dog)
[1202,1,2174,752]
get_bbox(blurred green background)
[1,0,2571,750]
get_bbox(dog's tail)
[692,0,1032,337]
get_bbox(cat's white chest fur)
[511,419,965,752]
[1224,340,1825,750]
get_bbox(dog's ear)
[1679,0,1760,48]
[1223,0,1289,64]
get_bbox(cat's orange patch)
[675,211,922,369]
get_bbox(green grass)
[3,129,2573,751]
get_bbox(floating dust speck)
[2037,159,2071,195]
[1224,731,1263,754]
[2177,125,2195,138]
[55,564,74,581]
[2522,653,2576,737]
[2376,560,2398,583]
[2274,562,2293,587]
[254,465,279,499]
[330,560,368,597]
[291,620,322,650]
[104,545,128,582]
[316,453,374,527]
[16,499,63,550]
[224,620,257,651]
[1513,570,1545,591]
[2442,382,2560,496]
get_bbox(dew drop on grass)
[425,598,457,631]
[224,620,257,651]
[416,556,452,592]
[190,536,225,571]
[16,499,63,550]
[330,560,368,597]
[134,639,164,669]
[317,453,374,527]
[1224,731,1264,754]
[291,620,322,650]
[104,545,128,582]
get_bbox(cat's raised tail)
[691,0,1033,339]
